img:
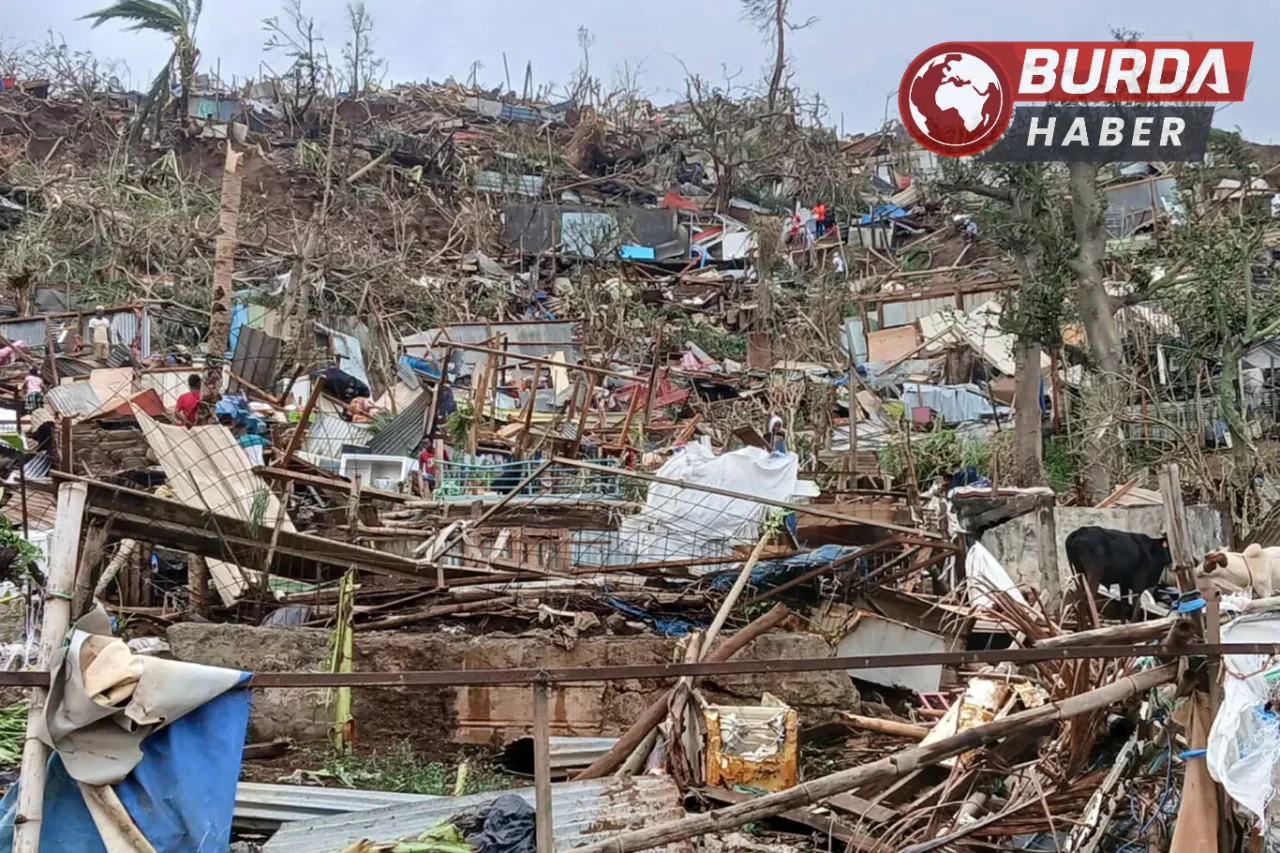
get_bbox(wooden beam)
[256,466,410,503]
[278,376,325,468]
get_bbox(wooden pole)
[278,376,325,469]
[569,374,598,458]
[204,143,245,415]
[515,364,545,458]
[576,603,790,780]
[840,713,930,739]
[1031,616,1178,649]
[13,481,88,853]
[571,664,1178,853]
[533,680,554,853]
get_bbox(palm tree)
[80,0,203,133]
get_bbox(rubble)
[1,15,1280,853]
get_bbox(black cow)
[1064,526,1171,622]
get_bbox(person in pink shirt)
[23,367,43,412]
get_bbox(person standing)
[175,374,202,427]
[87,306,112,362]
[23,367,43,413]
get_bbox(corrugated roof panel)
[235,782,438,831]
[321,327,369,389]
[302,414,373,460]
[402,321,577,379]
[476,170,544,197]
[262,776,688,853]
[0,319,47,347]
[367,389,428,458]
[46,383,102,417]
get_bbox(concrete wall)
[167,625,859,747]
[981,503,1228,600]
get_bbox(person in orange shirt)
[812,203,827,238]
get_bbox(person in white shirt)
[87,306,111,361]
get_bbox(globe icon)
[907,52,1005,149]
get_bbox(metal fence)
[436,457,622,500]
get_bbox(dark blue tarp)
[0,679,251,853]
[710,544,863,592]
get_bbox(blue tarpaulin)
[0,680,251,853]
[710,544,863,591]
[606,598,701,637]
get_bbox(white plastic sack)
[965,543,1029,609]
[1207,612,1280,823]
[616,439,798,565]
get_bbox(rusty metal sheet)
[703,703,798,792]
[262,776,691,853]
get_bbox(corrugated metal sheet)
[321,325,369,389]
[367,389,428,458]
[262,776,688,853]
[402,321,577,379]
[476,170,544,197]
[303,414,373,460]
[235,782,438,831]
[229,326,283,394]
[0,319,46,347]
[22,451,52,479]
[46,382,102,417]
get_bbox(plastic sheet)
[0,683,252,852]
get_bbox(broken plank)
[698,788,885,852]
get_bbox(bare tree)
[263,0,329,126]
[342,1,384,96]
[740,0,815,110]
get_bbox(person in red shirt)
[175,375,202,427]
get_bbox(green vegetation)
[0,702,28,767]
[305,740,512,796]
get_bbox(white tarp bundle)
[615,439,798,566]
[1207,612,1280,824]
[964,543,1028,609]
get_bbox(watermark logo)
[898,41,1253,161]
[900,44,1013,157]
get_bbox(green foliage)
[0,517,42,581]
[308,740,512,796]
[0,702,28,767]
[444,400,474,448]
[876,429,993,484]
[1042,435,1076,494]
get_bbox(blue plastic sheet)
[0,680,252,853]
[710,544,863,592]
[606,597,701,637]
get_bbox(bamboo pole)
[14,482,88,853]
[278,376,325,469]
[572,664,1177,853]
[1031,616,1179,649]
[841,713,930,739]
[576,603,790,780]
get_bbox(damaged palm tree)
[204,143,244,415]
[80,0,203,136]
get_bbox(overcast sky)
[7,0,1279,141]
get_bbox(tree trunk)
[1068,162,1123,375]
[1012,339,1045,487]
[767,0,786,109]
[204,144,245,414]
[1219,349,1251,466]
[1069,161,1125,502]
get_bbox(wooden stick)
[1031,616,1178,649]
[575,603,790,780]
[278,376,325,469]
[515,364,545,458]
[571,664,1177,853]
[841,713,929,739]
[14,482,88,853]
[533,681,554,853]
